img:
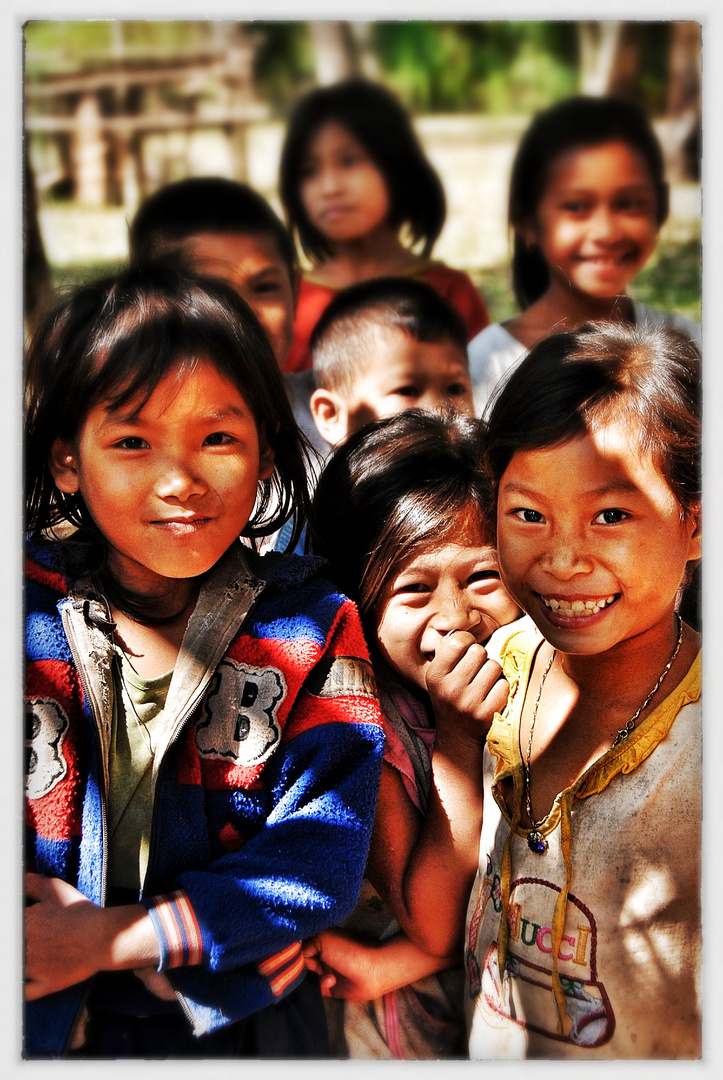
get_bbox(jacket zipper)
[60,603,109,907]
[58,601,111,1054]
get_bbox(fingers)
[435,628,480,670]
[427,632,501,699]
[303,955,325,977]
[426,631,509,736]
[302,936,321,960]
[302,937,325,977]
[468,670,509,717]
[132,967,178,1001]
[303,935,339,991]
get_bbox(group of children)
[24,78,701,1060]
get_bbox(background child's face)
[312,326,473,445]
[495,421,701,659]
[526,141,660,300]
[374,510,521,692]
[184,232,296,364]
[299,122,390,244]
[49,358,275,597]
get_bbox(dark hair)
[25,262,313,551]
[483,321,701,521]
[310,409,491,631]
[129,177,297,280]
[509,96,669,309]
[279,78,446,263]
[310,276,468,393]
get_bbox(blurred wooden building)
[24,22,269,209]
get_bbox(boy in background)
[129,177,297,367]
[308,277,474,450]
[130,176,328,456]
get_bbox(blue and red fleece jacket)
[25,537,384,1056]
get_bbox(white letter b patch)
[26,698,69,800]
[195,660,287,766]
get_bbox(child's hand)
[25,872,159,1000]
[25,872,107,999]
[132,967,178,1001]
[425,629,509,745]
[303,928,382,1001]
[304,929,459,1001]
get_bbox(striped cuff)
[257,941,305,998]
[143,890,204,972]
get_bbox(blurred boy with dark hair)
[129,177,297,366]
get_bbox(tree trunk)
[664,21,701,181]
[23,149,53,334]
[309,21,356,86]
[578,22,623,96]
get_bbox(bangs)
[361,489,488,620]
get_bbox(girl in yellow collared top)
[464,320,701,1060]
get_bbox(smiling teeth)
[543,595,617,616]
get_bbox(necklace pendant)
[527,829,548,855]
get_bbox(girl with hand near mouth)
[279,78,489,375]
[468,95,700,416]
[464,321,701,1060]
[304,410,521,1059]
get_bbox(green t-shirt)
[107,650,173,891]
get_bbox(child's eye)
[615,194,654,213]
[203,432,234,446]
[114,436,148,450]
[468,569,501,583]
[251,281,282,295]
[447,383,469,397]
[560,200,589,214]
[396,582,429,595]
[392,385,419,399]
[593,508,629,525]
[511,508,545,523]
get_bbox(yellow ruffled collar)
[487,634,702,841]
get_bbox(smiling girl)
[305,411,520,1058]
[468,96,700,415]
[463,321,701,1059]
[279,78,489,373]
[24,264,384,1057]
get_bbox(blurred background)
[23,19,701,329]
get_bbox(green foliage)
[250,22,315,108]
[374,22,578,114]
[629,239,701,323]
[24,19,683,118]
[24,20,218,79]
[25,20,115,57]
[631,22,672,116]
[482,40,577,114]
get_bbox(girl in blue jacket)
[24,263,384,1057]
